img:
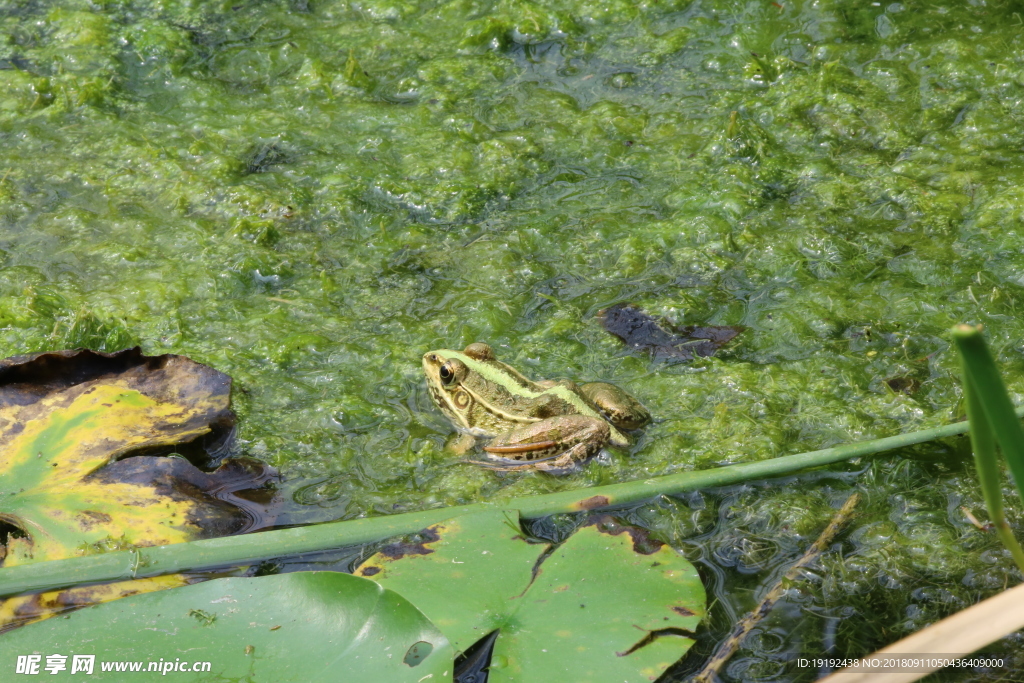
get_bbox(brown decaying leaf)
[598,303,743,361]
[0,347,278,631]
[885,376,921,394]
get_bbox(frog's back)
[422,343,631,445]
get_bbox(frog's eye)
[439,359,467,387]
[439,362,456,385]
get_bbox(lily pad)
[0,572,453,682]
[356,510,706,682]
[0,348,276,629]
[355,510,548,652]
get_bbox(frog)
[422,342,650,473]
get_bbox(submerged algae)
[2,0,1024,679]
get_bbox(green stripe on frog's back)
[443,350,629,446]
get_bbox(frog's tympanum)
[422,342,650,473]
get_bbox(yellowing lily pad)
[0,348,275,630]
[355,510,706,681]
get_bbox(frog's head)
[422,342,496,431]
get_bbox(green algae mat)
[3,0,1024,679]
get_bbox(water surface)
[2,0,1023,679]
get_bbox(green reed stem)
[0,401,1015,598]
[954,324,1024,573]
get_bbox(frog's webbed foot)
[467,449,584,475]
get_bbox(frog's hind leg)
[484,416,606,455]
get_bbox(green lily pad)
[356,510,706,681]
[0,572,454,682]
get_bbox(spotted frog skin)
[422,342,650,473]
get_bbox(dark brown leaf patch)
[574,495,611,511]
[90,456,280,537]
[76,510,113,531]
[585,515,665,555]
[377,527,442,561]
[0,349,165,408]
[598,303,742,361]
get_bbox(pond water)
[2,0,1023,679]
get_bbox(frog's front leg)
[482,415,610,471]
[446,432,477,455]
